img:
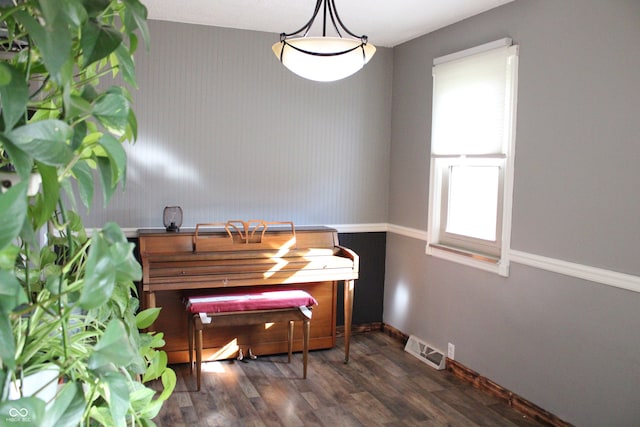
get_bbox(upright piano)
[138,220,359,364]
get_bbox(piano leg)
[144,291,157,331]
[188,313,194,373]
[195,327,203,391]
[344,279,354,363]
[145,291,156,310]
[287,320,294,363]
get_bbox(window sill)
[426,243,509,277]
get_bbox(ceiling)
[143,0,514,48]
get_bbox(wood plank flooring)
[152,331,546,426]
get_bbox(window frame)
[426,39,519,277]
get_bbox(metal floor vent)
[404,335,446,370]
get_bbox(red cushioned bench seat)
[186,289,318,315]
[185,289,317,391]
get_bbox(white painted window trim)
[426,39,519,277]
[433,37,513,66]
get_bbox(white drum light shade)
[272,37,376,82]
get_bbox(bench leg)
[196,328,203,391]
[303,317,310,379]
[188,307,312,387]
[287,320,294,363]
[188,314,194,373]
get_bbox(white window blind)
[432,43,517,156]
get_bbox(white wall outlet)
[447,343,455,360]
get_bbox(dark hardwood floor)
[153,331,546,427]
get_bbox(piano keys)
[138,221,359,364]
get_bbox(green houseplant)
[0,0,176,426]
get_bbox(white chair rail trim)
[384,223,640,294]
[509,250,640,294]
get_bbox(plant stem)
[58,149,88,181]
[74,66,119,89]
[56,201,72,362]
[29,75,50,101]
[22,240,32,303]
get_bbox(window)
[426,39,519,276]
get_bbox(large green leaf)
[0,63,11,85]
[0,396,45,427]
[81,21,123,68]
[158,367,177,402]
[14,10,73,83]
[135,308,161,330]
[88,320,136,369]
[18,207,39,254]
[0,270,28,313]
[100,221,126,245]
[32,162,60,229]
[0,136,32,180]
[122,0,150,50]
[0,370,5,400]
[0,180,28,251]
[98,134,127,186]
[0,63,29,131]
[0,244,20,270]
[71,161,94,210]
[79,232,115,310]
[7,120,73,166]
[59,177,78,214]
[0,310,16,369]
[93,92,130,136]
[142,349,167,382]
[135,386,164,420]
[41,381,85,427]
[100,371,130,427]
[63,89,93,121]
[82,0,110,18]
[97,156,115,204]
[40,0,88,27]
[80,83,99,104]
[144,331,165,350]
[100,222,141,282]
[128,382,155,414]
[107,280,131,319]
[71,120,87,150]
[127,108,138,142]
[88,406,113,427]
[113,44,137,88]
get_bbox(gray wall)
[85,20,391,353]
[386,1,640,426]
[83,21,393,228]
[80,2,640,426]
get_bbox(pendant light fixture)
[272,0,376,82]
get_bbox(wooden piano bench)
[185,289,318,391]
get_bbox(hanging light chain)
[281,0,368,42]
